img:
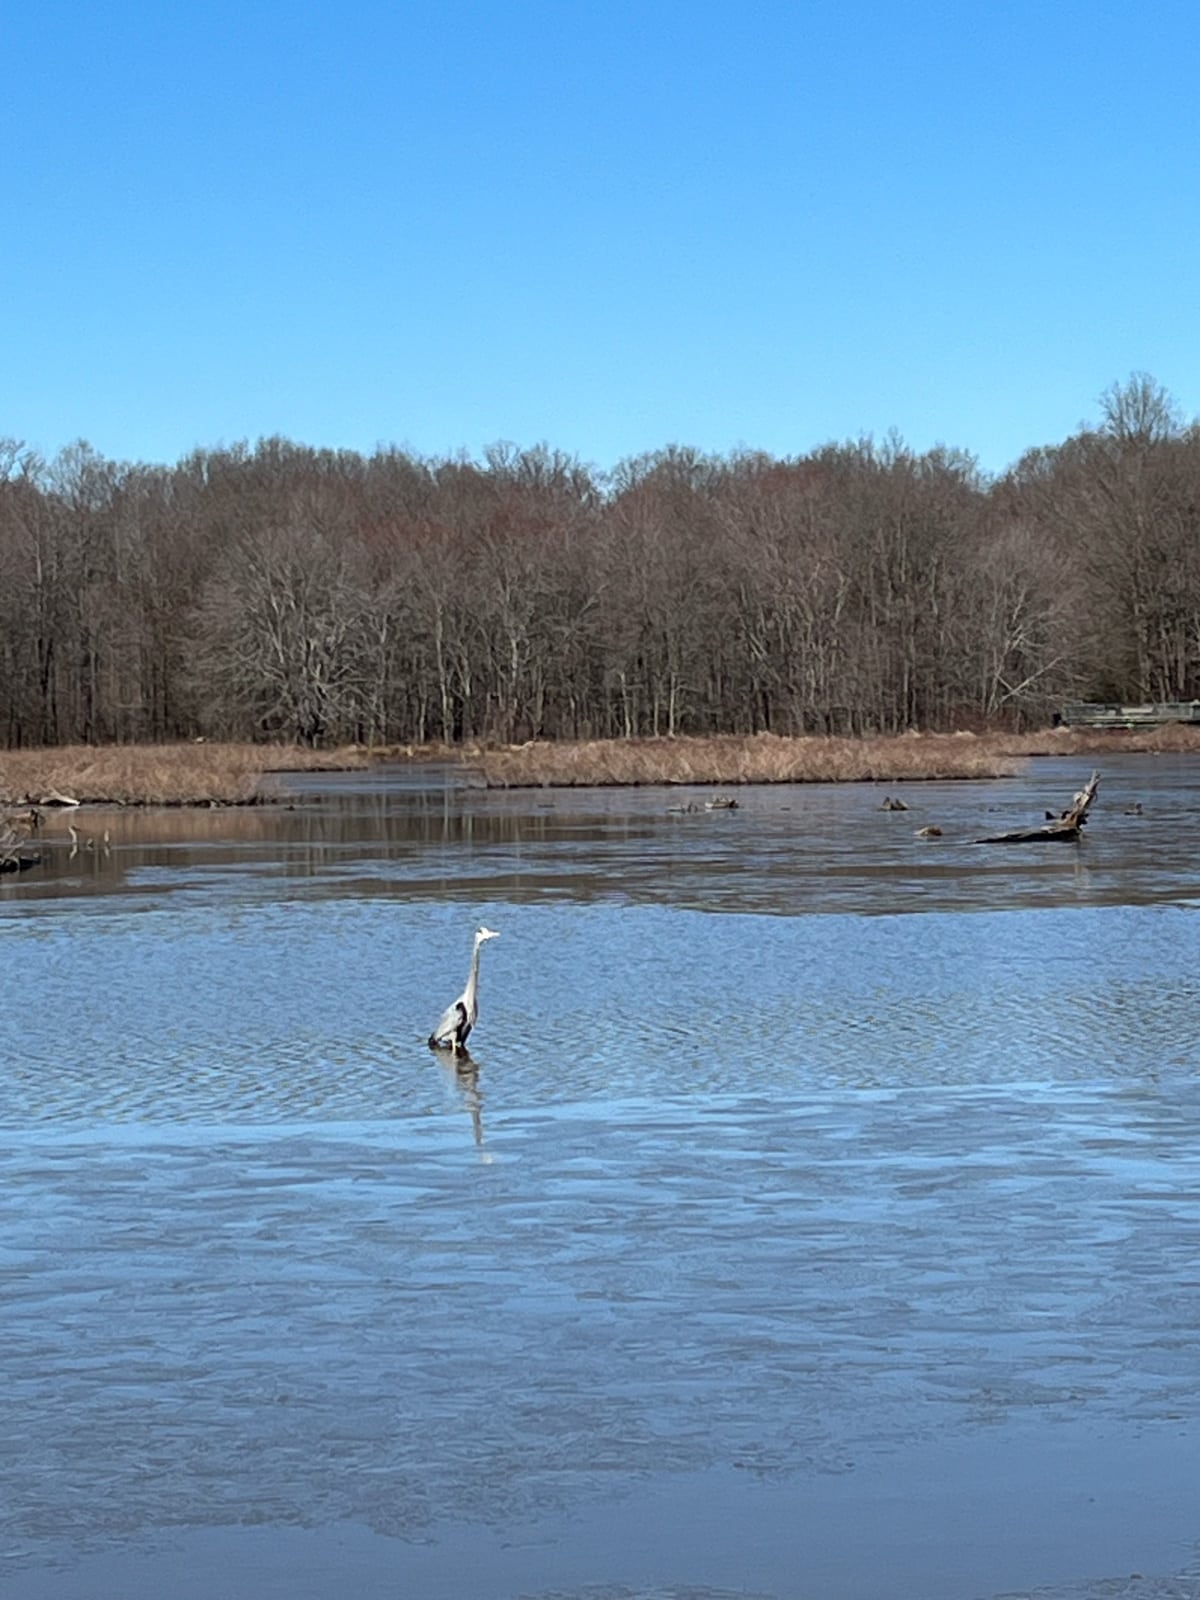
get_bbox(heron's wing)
[430,996,468,1044]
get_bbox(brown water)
[2,754,1199,1599]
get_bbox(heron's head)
[476,925,500,943]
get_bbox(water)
[2,754,1199,1599]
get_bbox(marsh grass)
[0,742,368,807]
[471,725,1200,788]
[4,724,1196,806]
[994,723,1200,756]
[473,733,1020,788]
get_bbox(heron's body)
[428,926,499,1055]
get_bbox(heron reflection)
[437,1053,486,1151]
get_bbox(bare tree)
[2,387,1198,752]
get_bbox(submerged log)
[976,771,1100,845]
[0,853,41,874]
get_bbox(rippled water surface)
[3,755,1199,1599]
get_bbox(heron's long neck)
[464,940,483,1007]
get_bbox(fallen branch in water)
[976,771,1100,844]
[0,816,41,874]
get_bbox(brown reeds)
[470,724,1200,788]
[0,743,368,807]
[471,733,1019,788]
[4,723,1195,805]
[987,723,1200,757]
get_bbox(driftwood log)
[0,818,42,874]
[976,771,1100,845]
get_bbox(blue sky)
[4,1,1198,477]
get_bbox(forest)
[1,375,1197,751]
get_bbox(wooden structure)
[976,771,1100,845]
[1059,701,1200,729]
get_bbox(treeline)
[2,375,1198,749]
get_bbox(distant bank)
[2,725,1198,810]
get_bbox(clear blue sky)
[4,1,1198,477]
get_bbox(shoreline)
[1,726,1197,811]
[0,742,369,811]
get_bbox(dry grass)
[364,740,479,762]
[0,742,368,807]
[5,723,1196,805]
[472,732,1018,787]
[471,725,1200,788]
[986,723,1200,757]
